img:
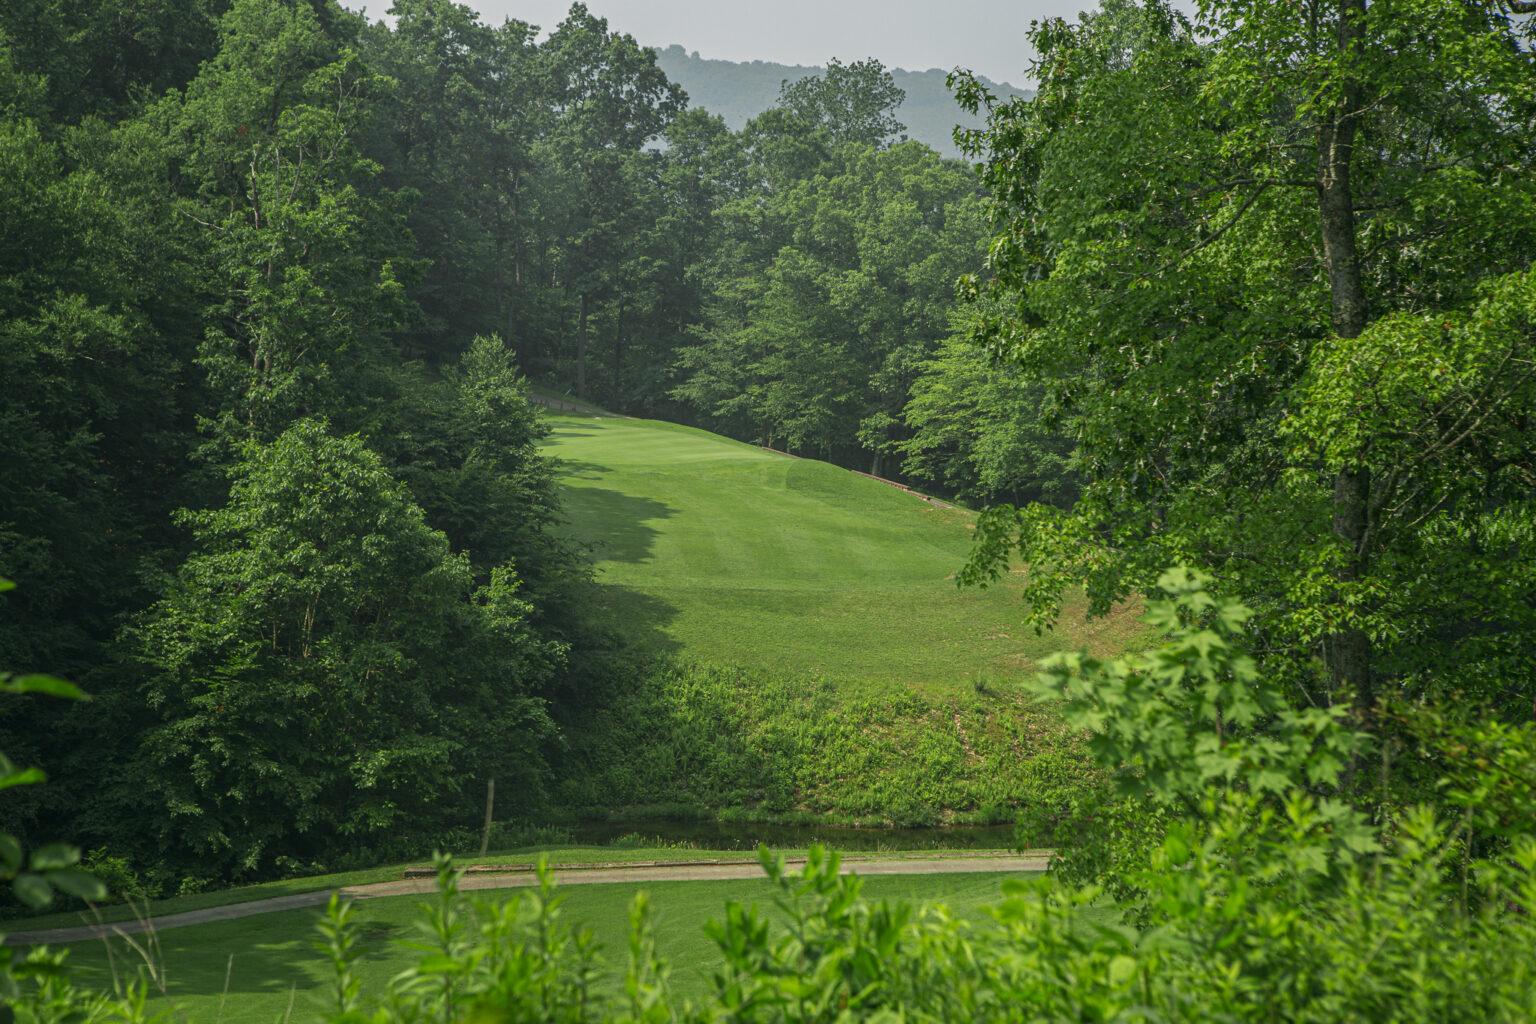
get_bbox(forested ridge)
[5,0,1536,1015]
[649,45,1035,158]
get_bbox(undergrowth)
[551,659,1096,833]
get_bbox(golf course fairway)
[544,412,1137,689]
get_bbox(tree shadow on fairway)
[583,582,682,658]
[560,483,674,565]
[551,458,611,481]
[557,482,682,656]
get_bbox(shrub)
[126,420,561,881]
[7,571,1535,1020]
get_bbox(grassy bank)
[554,661,1097,829]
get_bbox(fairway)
[545,414,1136,688]
[59,872,1041,1022]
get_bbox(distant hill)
[651,45,1033,159]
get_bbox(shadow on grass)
[557,458,614,481]
[561,484,674,566]
[580,582,684,660]
[555,480,682,658]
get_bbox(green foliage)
[0,580,107,919]
[1280,268,1536,692]
[0,585,125,1020]
[172,0,413,447]
[1026,568,1376,905]
[0,715,105,914]
[140,832,1536,1021]
[553,659,1095,830]
[776,58,907,149]
[1400,705,1536,884]
[900,309,1077,505]
[952,0,1536,718]
[662,51,995,482]
[673,138,984,470]
[0,0,604,883]
[338,854,606,1022]
[127,421,560,879]
[11,575,1536,1019]
[0,0,221,120]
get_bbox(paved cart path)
[3,852,1050,946]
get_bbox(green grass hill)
[544,412,1137,691]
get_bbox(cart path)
[3,852,1051,946]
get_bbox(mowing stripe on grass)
[543,412,1140,688]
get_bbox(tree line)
[956,0,1536,764]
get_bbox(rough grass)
[56,872,1046,1022]
[554,662,1096,829]
[545,414,1141,691]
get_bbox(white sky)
[343,0,1100,87]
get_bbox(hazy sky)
[345,0,1090,87]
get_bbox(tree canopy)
[954,0,1536,727]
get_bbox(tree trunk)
[478,777,495,858]
[1316,0,1373,716]
[576,292,589,398]
[612,298,626,404]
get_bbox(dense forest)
[5,0,1536,1015]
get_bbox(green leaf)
[46,867,107,901]
[0,767,46,791]
[0,834,22,873]
[413,956,467,975]
[1339,827,1381,856]
[2,675,87,700]
[29,843,80,871]
[12,873,53,910]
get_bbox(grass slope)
[546,414,1137,690]
[58,872,1044,1022]
[553,662,1096,827]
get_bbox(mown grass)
[1,848,766,933]
[56,871,1047,1023]
[544,414,1141,691]
[3,846,1030,934]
